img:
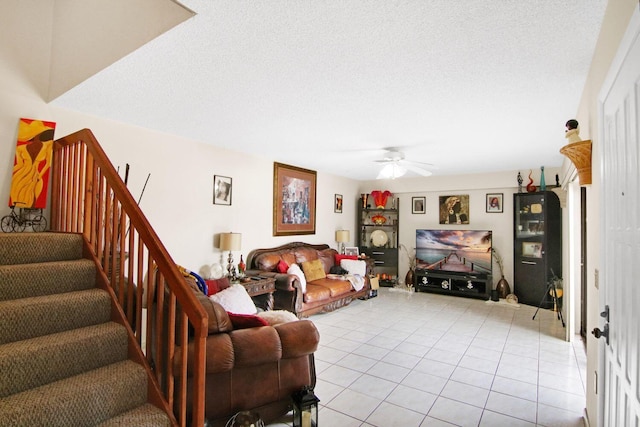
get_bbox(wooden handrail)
[50,129,207,427]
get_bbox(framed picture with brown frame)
[213,175,232,205]
[273,162,317,236]
[335,194,343,213]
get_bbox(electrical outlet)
[595,269,599,289]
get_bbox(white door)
[598,9,640,426]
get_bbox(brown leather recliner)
[153,277,320,426]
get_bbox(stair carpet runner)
[0,232,170,426]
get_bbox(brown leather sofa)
[247,242,371,318]
[154,276,319,426]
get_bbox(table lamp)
[220,232,241,280]
[335,230,350,254]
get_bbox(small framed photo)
[486,193,503,213]
[344,246,359,256]
[412,197,426,214]
[334,194,343,213]
[522,241,543,258]
[213,175,232,205]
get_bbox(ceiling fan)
[375,149,434,179]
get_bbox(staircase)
[0,232,172,426]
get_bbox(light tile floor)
[267,287,587,427]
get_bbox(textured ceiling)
[51,1,607,181]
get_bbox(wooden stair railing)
[50,129,207,427]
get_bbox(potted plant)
[492,247,511,298]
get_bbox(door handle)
[592,324,609,345]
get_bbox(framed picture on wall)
[412,197,426,214]
[335,194,343,213]
[486,193,503,213]
[439,194,470,224]
[273,162,317,236]
[213,175,232,205]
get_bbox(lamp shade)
[219,232,241,251]
[335,230,350,243]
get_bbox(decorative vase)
[496,276,511,299]
[405,269,415,288]
[526,170,537,193]
[371,190,392,209]
[540,166,546,191]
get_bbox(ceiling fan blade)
[401,162,433,177]
[407,160,437,168]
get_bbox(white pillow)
[209,284,257,315]
[340,259,367,277]
[287,263,307,293]
[257,310,299,326]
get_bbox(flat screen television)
[415,229,492,276]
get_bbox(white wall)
[567,1,638,423]
[0,5,361,274]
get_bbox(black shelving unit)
[357,197,398,287]
[513,191,562,308]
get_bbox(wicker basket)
[560,139,592,185]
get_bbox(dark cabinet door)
[513,191,561,308]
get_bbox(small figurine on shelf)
[517,171,523,193]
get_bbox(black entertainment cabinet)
[414,270,492,300]
[513,191,562,308]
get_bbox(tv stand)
[414,270,491,300]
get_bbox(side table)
[240,276,276,311]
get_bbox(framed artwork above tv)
[439,195,469,224]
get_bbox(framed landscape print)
[412,196,426,214]
[273,162,317,236]
[439,194,470,224]
[213,175,232,205]
[486,193,503,213]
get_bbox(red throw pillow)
[228,312,269,329]
[335,254,358,264]
[205,277,231,296]
[276,259,289,273]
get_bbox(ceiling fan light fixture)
[377,163,407,180]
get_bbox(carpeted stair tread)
[0,288,111,344]
[0,322,128,398]
[0,360,148,427]
[0,259,96,302]
[0,232,83,265]
[97,403,172,427]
